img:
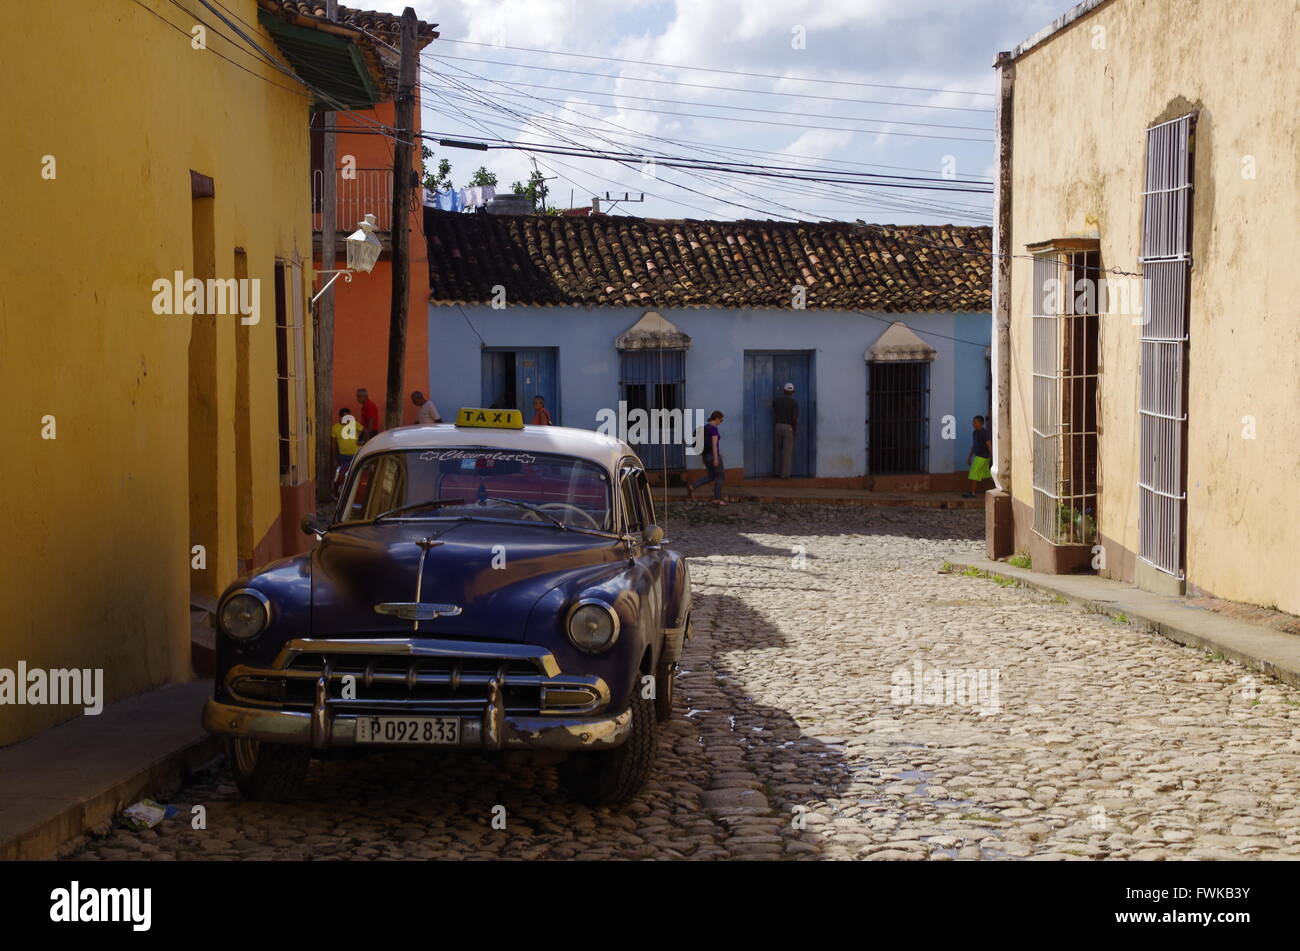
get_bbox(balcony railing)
[312,167,392,233]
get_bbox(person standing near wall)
[331,408,359,497]
[411,390,442,424]
[966,415,992,497]
[686,411,727,506]
[355,387,381,442]
[773,382,799,479]
[531,395,553,425]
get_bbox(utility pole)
[313,0,339,505]
[384,7,418,430]
[528,156,556,212]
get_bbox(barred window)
[1030,244,1100,546]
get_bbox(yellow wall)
[0,0,315,745]
[1007,0,1300,612]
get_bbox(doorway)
[481,348,559,422]
[743,350,814,477]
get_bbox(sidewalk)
[0,681,219,860]
[660,486,981,508]
[945,556,1300,689]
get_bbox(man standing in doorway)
[773,382,799,479]
[355,387,381,442]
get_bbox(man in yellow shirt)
[331,408,359,495]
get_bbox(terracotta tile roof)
[424,211,991,313]
[267,2,438,45]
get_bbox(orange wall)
[319,101,431,427]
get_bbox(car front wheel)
[228,738,310,801]
[558,691,656,806]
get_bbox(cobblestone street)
[68,505,1300,861]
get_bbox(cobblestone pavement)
[66,504,1300,860]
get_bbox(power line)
[189,0,424,148]
[390,29,990,221]
[418,63,992,199]
[430,52,995,115]
[421,70,987,221]
[424,135,994,193]
[429,70,796,221]
[421,64,992,132]
[426,81,992,143]
[412,35,984,223]
[436,38,997,99]
[129,0,307,97]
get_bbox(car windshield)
[336,448,612,531]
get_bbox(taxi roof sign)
[456,407,525,430]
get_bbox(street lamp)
[312,213,382,304]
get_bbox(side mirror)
[300,515,323,539]
[642,524,665,548]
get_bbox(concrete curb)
[0,681,221,861]
[944,556,1300,690]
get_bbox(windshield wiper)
[475,496,568,529]
[373,498,466,521]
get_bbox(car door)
[618,463,668,654]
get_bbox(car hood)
[310,519,624,640]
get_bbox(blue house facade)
[422,211,992,487]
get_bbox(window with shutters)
[619,350,686,470]
[1138,114,1194,578]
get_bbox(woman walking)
[686,411,727,506]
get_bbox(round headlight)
[219,589,270,641]
[566,600,620,653]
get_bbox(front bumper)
[203,698,632,750]
[204,636,632,751]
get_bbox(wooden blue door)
[481,349,559,422]
[515,349,558,423]
[743,351,813,477]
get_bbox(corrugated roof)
[424,210,992,313]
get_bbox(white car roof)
[356,423,638,472]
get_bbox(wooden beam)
[190,170,215,199]
[383,8,418,431]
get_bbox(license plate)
[355,716,461,745]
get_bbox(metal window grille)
[1032,251,1100,545]
[1138,115,1193,578]
[312,168,393,232]
[867,361,930,474]
[619,350,687,469]
[276,260,311,485]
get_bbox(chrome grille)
[282,654,543,713]
[226,638,606,715]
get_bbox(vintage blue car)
[203,408,692,805]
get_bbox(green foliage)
[1007,550,1032,570]
[467,166,498,187]
[1055,504,1096,545]
[510,169,549,210]
[420,145,454,193]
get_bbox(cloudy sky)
[359,0,1070,224]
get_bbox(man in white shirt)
[411,390,442,424]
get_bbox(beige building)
[986,0,1300,615]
